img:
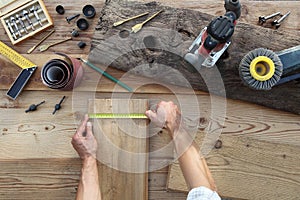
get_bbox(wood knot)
[214,139,222,149]
[119,30,130,38]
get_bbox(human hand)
[145,101,181,138]
[72,114,97,160]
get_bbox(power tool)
[239,45,300,90]
[184,0,241,69]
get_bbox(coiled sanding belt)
[41,53,84,90]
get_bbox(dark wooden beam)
[91,1,300,114]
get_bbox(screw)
[272,11,291,29]
[16,14,28,33]
[5,20,17,40]
[258,12,281,25]
[53,96,66,114]
[23,10,35,30]
[66,14,80,24]
[10,16,22,37]
[25,101,45,113]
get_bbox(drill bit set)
[0,0,53,44]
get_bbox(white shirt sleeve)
[187,186,222,200]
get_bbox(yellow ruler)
[89,113,148,119]
[0,41,36,69]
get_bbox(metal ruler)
[88,113,148,119]
[0,41,37,99]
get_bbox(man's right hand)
[145,101,182,138]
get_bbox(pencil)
[80,58,133,92]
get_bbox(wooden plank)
[137,0,300,35]
[1,0,299,55]
[0,158,80,200]
[0,53,203,94]
[167,134,300,199]
[91,1,300,114]
[0,158,186,200]
[1,90,299,160]
[0,1,299,199]
[88,99,148,200]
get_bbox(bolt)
[66,14,80,24]
[16,14,28,33]
[23,10,35,30]
[10,16,22,37]
[258,12,281,25]
[5,20,17,40]
[272,11,291,29]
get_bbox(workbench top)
[0,0,299,199]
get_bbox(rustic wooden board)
[91,1,300,114]
[138,0,300,35]
[0,53,201,95]
[0,158,81,200]
[0,89,299,199]
[0,0,299,200]
[167,134,300,199]
[88,99,149,200]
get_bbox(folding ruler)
[0,41,37,99]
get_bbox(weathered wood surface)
[1,89,299,199]
[0,54,203,94]
[88,99,148,200]
[0,0,300,199]
[91,1,300,114]
[137,0,300,35]
[167,134,300,199]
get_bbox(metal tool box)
[0,0,53,45]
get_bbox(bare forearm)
[173,130,216,191]
[76,157,101,200]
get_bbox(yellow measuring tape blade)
[0,41,36,69]
[89,113,148,119]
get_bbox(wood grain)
[91,1,300,114]
[0,53,203,95]
[88,99,148,200]
[137,0,300,35]
[167,134,300,199]
[0,0,299,199]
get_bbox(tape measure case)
[0,0,53,45]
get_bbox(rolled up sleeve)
[187,186,221,200]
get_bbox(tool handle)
[49,37,72,47]
[113,12,149,26]
[81,59,133,92]
[27,30,55,54]
[142,10,163,25]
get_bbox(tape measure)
[89,113,148,119]
[0,41,36,69]
[0,41,37,99]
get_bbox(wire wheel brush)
[239,48,283,90]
